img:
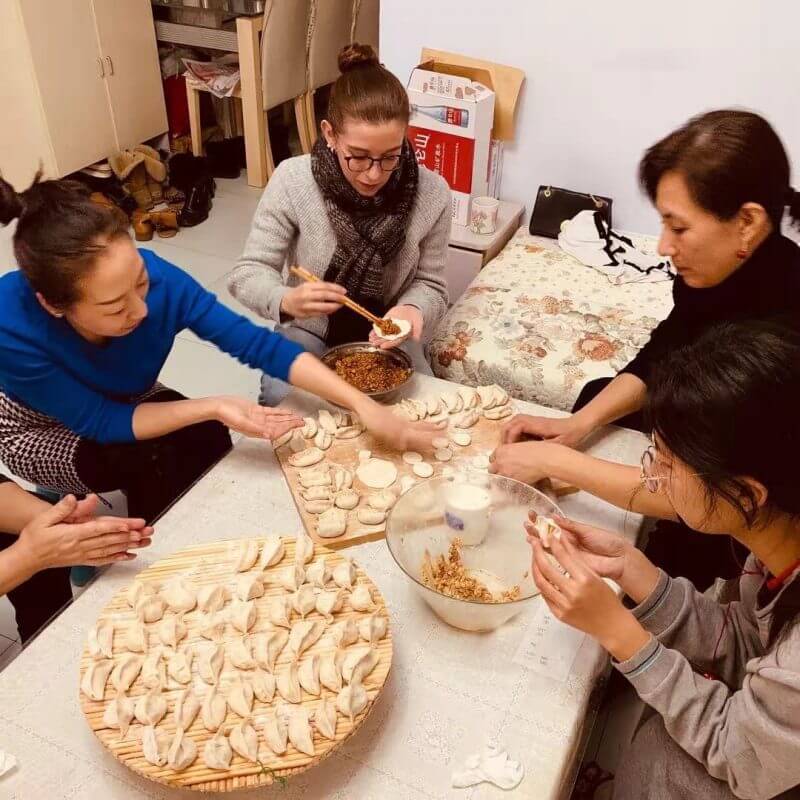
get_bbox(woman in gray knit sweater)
[529,321,800,799]
[229,44,451,405]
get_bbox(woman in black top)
[491,110,800,589]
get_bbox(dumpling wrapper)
[234,539,260,572]
[412,461,434,479]
[80,659,114,701]
[253,629,289,672]
[102,690,135,738]
[356,459,398,490]
[167,727,198,771]
[342,647,379,684]
[372,316,411,341]
[297,654,321,696]
[314,697,339,741]
[198,643,225,684]
[87,620,114,660]
[201,684,227,731]
[451,431,472,447]
[203,729,232,770]
[230,719,260,763]
[259,535,285,569]
[162,576,197,613]
[134,686,168,726]
[142,725,168,767]
[336,680,368,723]
[350,584,376,612]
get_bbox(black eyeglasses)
[342,154,402,173]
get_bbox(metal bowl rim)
[321,342,414,399]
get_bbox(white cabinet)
[0,0,167,190]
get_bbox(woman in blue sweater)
[0,176,436,523]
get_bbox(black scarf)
[310,137,418,345]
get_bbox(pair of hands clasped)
[281,279,422,350]
[527,513,656,662]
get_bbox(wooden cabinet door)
[18,0,117,175]
[91,0,167,150]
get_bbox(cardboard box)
[407,51,524,226]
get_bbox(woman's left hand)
[531,534,651,661]
[369,305,423,349]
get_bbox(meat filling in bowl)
[333,351,411,393]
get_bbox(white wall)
[380,0,800,233]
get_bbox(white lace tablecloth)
[0,375,648,800]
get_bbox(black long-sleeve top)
[623,233,800,383]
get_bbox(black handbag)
[529,185,613,238]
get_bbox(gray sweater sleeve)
[395,195,451,337]
[228,161,296,324]
[615,574,800,798]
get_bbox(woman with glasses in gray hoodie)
[529,320,800,799]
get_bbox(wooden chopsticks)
[289,266,390,332]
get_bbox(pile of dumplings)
[275,387,513,541]
[80,533,389,783]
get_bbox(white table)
[0,375,648,800]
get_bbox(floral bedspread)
[429,228,674,411]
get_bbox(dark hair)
[647,320,800,643]
[640,109,800,229]
[0,173,129,307]
[326,43,410,133]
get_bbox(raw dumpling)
[87,620,114,660]
[141,648,166,690]
[127,580,158,609]
[288,447,324,468]
[452,409,480,429]
[441,391,464,414]
[329,618,359,648]
[162,576,197,613]
[173,687,202,730]
[297,654,321,696]
[166,645,194,684]
[356,507,387,526]
[315,588,346,621]
[102,690,135,738]
[197,583,230,614]
[319,648,345,693]
[198,643,225,684]
[291,584,317,618]
[300,416,318,439]
[251,668,276,703]
[366,489,397,511]
[335,425,362,440]
[267,594,293,629]
[134,685,168,726]
[235,573,266,601]
[336,680,368,723]
[313,428,333,451]
[198,611,227,642]
[425,396,442,416]
[332,558,357,589]
[253,629,288,673]
[263,709,289,755]
[288,620,326,658]
[278,563,306,592]
[356,458,398,489]
[317,409,337,434]
[228,636,256,670]
[305,558,331,588]
[157,612,187,649]
[272,428,293,449]
[334,489,360,510]
[203,729,232,770]
[342,647,379,685]
[288,428,306,453]
[124,619,148,654]
[294,533,315,565]
[276,661,302,704]
[302,485,332,501]
[332,466,353,492]
[228,675,254,718]
[167,727,198,771]
[80,659,114,701]
[304,498,333,514]
[201,684,227,732]
[135,595,167,624]
[484,404,512,420]
[350,584,376,612]
[259,535,285,569]
[314,697,339,741]
[317,508,347,539]
[230,719,260,763]
[298,467,330,489]
[287,707,315,756]
[111,653,143,693]
[358,613,388,644]
[142,725,168,767]
[458,386,479,410]
[229,599,257,634]
[235,539,260,572]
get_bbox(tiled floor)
[0,174,264,661]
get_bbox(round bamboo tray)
[78,536,392,791]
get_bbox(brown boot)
[150,209,178,238]
[132,209,153,242]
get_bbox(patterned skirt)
[0,387,163,494]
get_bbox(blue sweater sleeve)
[157,254,305,379]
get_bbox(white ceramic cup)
[470,196,499,235]
[444,482,491,545]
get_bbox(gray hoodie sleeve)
[228,161,297,324]
[615,573,800,799]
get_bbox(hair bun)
[338,43,379,74]
[0,176,24,226]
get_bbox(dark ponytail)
[647,321,800,645]
[0,173,129,307]
[788,187,800,231]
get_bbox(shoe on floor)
[178,180,212,227]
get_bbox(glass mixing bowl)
[385,473,562,632]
